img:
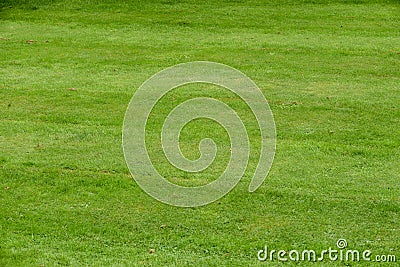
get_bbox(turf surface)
[1,0,399,266]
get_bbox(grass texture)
[0,0,399,266]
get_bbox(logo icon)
[123,61,276,207]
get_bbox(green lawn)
[1,0,399,266]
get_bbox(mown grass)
[1,0,399,266]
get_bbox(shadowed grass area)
[1,0,399,266]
